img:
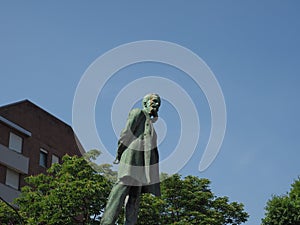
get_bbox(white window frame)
[51,154,59,165]
[9,132,23,153]
[5,168,20,190]
[39,149,48,167]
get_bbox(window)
[5,168,20,190]
[9,132,23,153]
[51,154,59,165]
[39,149,48,167]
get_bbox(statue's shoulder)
[129,108,143,116]
[128,108,146,122]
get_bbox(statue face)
[145,94,161,117]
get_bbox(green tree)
[137,174,249,225]
[15,155,111,225]
[137,193,165,225]
[0,200,23,225]
[3,154,249,225]
[83,149,117,182]
[261,177,300,225]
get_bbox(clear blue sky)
[1,1,300,224]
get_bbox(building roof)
[0,99,71,128]
[0,99,85,155]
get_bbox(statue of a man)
[100,93,161,225]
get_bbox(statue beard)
[150,108,159,123]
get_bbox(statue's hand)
[113,158,120,164]
[151,116,158,123]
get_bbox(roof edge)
[0,99,71,129]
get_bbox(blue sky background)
[1,1,300,224]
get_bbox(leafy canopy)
[0,151,249,225]
[137,174,249,225]
[15,155,111,225]
[261,177,300,225]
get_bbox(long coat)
[116,108,160,196]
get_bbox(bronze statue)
[100,93,161,225]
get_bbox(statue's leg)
[100,182,131,225]
[124,185,142,225]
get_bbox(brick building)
[0,100,85,203]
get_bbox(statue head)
[142,93,161,121]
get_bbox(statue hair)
[142,93,161,108]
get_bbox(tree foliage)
[137,174,249,225]
[0,200,22,225]
[83,149,117,183]
[0,153,249,225]
[15,155,111,225]
[261,177,300,225]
